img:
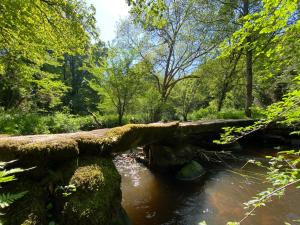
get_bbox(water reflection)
[114,153,300,225]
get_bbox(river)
[113,149,300,225]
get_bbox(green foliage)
[0,0,91,109]
[0,111,97,135]
[0,0,297,128]
[216,0,300,144]
[89,47,148,124]
[47,112,82,134]
[0,0,107,116]
[216,83,300,144]
[127,0,220,121]
[231,150,300,224]
[0,110,156,135]
[171,79,208,121]
[0,192,27,209]
[127,0,167,28]
[135,86,162,122]
[0,160,28,212]
[55,184,77,197]
[190,107,247,120]
[221,0,298,57]
[193,53,245,112]
[94,115,123,128]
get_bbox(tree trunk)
[153,92,167,122]
[153,107,162,122]
[245,44,253,117]
[63,58,67,81]
[243,0,253,117]
[118,112,123,125]
[70,56,77,96]
[183,114,188,122]
[217,86,227,112]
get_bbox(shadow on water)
[113,149,300,225]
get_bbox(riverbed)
[113,149,300,225]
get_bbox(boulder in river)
[176,161,205,181]
[148,143,206,170]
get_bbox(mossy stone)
[176,161,205,181]
[59,157,122,225]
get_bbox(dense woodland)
[0,0,299,135]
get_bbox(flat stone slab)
[0,119,254,166]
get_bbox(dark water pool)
[113,152,300,225]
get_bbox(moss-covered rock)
[0,137,79,170]
[0,120,255,165]
[97,122,180,153]
[1,157,127,225]
[176,160,205,181]
[177,119,254,135]
[58,157,122,225]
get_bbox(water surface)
[114,152,300,225]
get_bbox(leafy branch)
[236,150,300,224]
[215,84,300,145]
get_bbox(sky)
[86,0,130,42]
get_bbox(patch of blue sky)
[86,0,130,42]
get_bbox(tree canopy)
[0,0,298,126]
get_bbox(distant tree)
[61,39,108,114]
[136,85,162,122]
[171,79,207,121]
[129,0,217,120]
[216,0,265,116]
[194,51,244,111]
[89,48,147,125]
[127,0,264,117]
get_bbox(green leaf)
[0,191,28,208]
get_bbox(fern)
[0,192,28,208]
[0,160,31,210]
[0,175,15,185]
[0,160,18,169]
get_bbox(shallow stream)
[113,149,300,225]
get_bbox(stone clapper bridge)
[0,119,254,225]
